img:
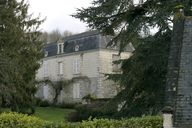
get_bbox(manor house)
[36,30,134,103]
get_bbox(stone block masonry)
[174,17,192,127]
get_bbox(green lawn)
[34,107,75,122]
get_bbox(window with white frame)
[73,83,80,98]
[43,60,48,77]
[44,51,48,57]
[57,43,63,54]
[43,85,49,100]
[73,59,80,74]
[58,62,63,75]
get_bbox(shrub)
[43,122,73,128]
[0,112,74,128]
[65,111,79,122]
[35,97,50,107]
[39,100,50,107]
[0,112,162,128]
[79,116,163,128]
[0,112,45,128]
[72,101,107,121]
[72,104,97,121]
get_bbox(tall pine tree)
[0,0,43,114]
[74,0,192,117]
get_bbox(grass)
[34,107,75,122]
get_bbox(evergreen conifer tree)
[0,0,43,114]
[74,0,192,117]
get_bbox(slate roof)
[44,42,57,57]
[44,30,134,57]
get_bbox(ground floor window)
[43,85,49,100]
[73,83,80,98]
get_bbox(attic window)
[57,43,64,54]
[44,51,48,57]
[75,45,79,52]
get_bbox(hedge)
[79,116,163,128]
[0,112,162,128]
[0,112,45,128]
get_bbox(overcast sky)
[28,0,92,33]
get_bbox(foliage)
[79,116,162,128]
[73,0,192,117]
[82,94,96,100]
[40,29,73,43]
[38,100,50,107]
[69,101,107,122]
[0,0,44,114]
[37,79,72,104]
[0,107,75,123]
[0,112,45,128]
[37,76,90,104]
[0,112,162,128]
[107,31,171,117]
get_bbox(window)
[75,45,79,51]
[43,60,48,77]
[112,54,121,72]
[73,83,80,98]
[44,51,48,57]
[57,43,63,54]
[43,85,49,100]
[58,62,63,75]
[73,59,80,74]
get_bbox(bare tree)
[40,31,48,43]
[40,29,73,44]
[48,29,62,42]
[63,30,73,37]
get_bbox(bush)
[0,112,45,128]
[0,112,73,128]
[0,112,162,128]
[71,101,108,122]
[39,100,50,107]
[65,111,79,122]
[71,104,99,121]
[79,116,163,128]
[35,98,51,107]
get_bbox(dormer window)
[75,45,79,52]
[57,38,64,54]
[44,51,48,57]
[57,43,64,54]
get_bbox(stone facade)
[36,30,133,103]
